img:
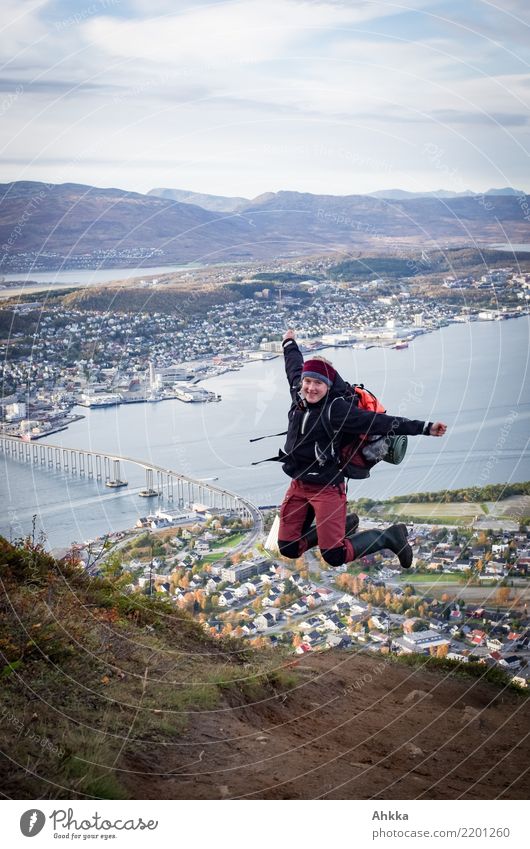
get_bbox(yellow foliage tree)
[495,586,511,605]
[336,574,350,590]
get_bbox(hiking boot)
[346,523,413,569]
[300,512,359,550]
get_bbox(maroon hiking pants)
[278,479,354,567]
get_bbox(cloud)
[431,108,528,127]
[83,0,438,67]
[0,76,118,95]
[436,0,530,49]
[1,0,529,195]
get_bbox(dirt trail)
[122,651,530,800]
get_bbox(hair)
[310,355,334,366]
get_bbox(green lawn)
[400,572,465,583]
[211,532,247,550]
[202,552,227,563]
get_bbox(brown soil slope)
[122,650,529,800]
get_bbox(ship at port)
[77,393,121,408]
[171,386,221,403]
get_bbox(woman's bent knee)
[278,539,301,559]
[321,546,346,567]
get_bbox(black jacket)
[282,338,430,485]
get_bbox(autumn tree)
[169,571,180,594]
[374,587,385,605]
[336,574,351,591]
[495,586,511,605]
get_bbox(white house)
[394,629,451,654]
[255,612,276,631]
[218,591,235,608]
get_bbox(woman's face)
[301,376,328,403]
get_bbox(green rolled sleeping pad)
[383,435,408,465]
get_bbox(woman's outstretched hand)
[430,422,447,436]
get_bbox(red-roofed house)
[471,629,487,646]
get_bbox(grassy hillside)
[2,536,528,800]
[329,247,530,280]
[0,536,292,799]
[61,284,238,315]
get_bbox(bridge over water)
[0,435,261,529]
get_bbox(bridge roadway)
[0,434,262,531]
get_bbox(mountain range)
[148,185,526,212]
[1,180,529,272]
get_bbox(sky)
[1,0,529,198]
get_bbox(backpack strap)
[321,398,342,461]
[249,430,288,443]
[251,449,288,466]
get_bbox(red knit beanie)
[302,358,336,387]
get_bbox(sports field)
[384,494,530,524]
[398,572,465,583]
[488,495,530,518]
[387,502,482,519]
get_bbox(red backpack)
[324,383,408,479]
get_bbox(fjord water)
[2,316,529,549]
